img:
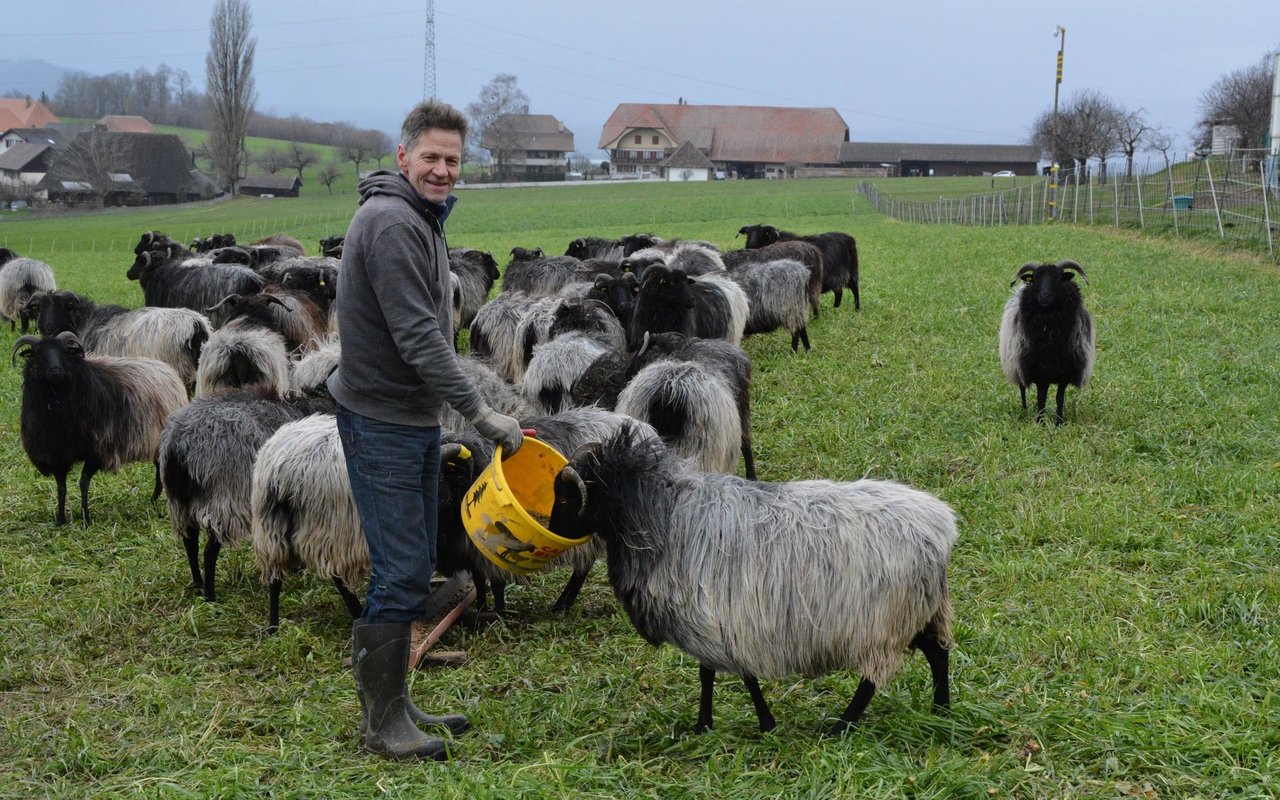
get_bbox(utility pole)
[1049,25,1066,221]
[423,0,437,100]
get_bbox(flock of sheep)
[0,221,1095,737]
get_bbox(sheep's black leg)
[912,628,951,709]
[742,674,776,732]
[694,665,716,733]
[827,678,877,737]
[551,565,590,612]
[267,578,282,634]
[1019,385,1027,411]
[78,463,99,526]
[182,524,203,590]
[1034,383,1050,423]
[491,580,507,615]
[471,573,490,611]
[799,325,811,351]
[1053,384,1067,426]
[151,461,163,502]
[334,577,363,619]
[832,288,843,308]
[54,470,70,527]
[202,536,221,601]
[739,396,757,481]
[852,284,860,311]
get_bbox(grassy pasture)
[0,179,1278,797]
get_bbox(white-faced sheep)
[0,256,57,332]
[13,332,188,526]
[160,388,334,601]
[32,290,211,389]
[998,260,1095,424]
[548,425,957,736]
[739,224,859,311]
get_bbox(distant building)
[0,98,59,131]
[39,131,218,207]
[0,141,55,187]
[238,174,302,197]
[598,103,849,179]
[1210,124,1241,155]
[97,115,156,134]
[482,114,575,179]
[659,140,715,182]
[838,142,1041,177]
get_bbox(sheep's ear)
[54,330,83,355]
[1011,263,1038,286]
[1057,260,1088,284]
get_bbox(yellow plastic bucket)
[461,437,590,575]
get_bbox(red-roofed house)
[598,103,849,179]
[98,115,156,134]
[0,98,59,131]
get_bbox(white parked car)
[993,170,1016,178]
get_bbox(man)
[327,99,523,761]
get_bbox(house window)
[634,134,642,145]
[652,135,659,145]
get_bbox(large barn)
[598,103,849,179]
[838,142,1042,177]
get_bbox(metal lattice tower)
[423,0,437,100]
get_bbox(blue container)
[1172,195,1193,210]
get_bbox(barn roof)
[660,140,715,169]
[599,103,849,164]
[239,174,302,191]
[483,114,575,152]
[839,142,1041,163]
[42,131,202,196]
[98,115,155,133]
[0,141,51,171]
[0,99,59,129]
[3,127,69,148]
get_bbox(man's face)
[397,128,463,204]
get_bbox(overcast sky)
[5,1,1279,161]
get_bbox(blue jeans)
[335,404,440,624]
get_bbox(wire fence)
[858,148,1280,259]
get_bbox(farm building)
[481,114,575,179]
[97,115,156,134]
[838,142,1041,177]
[0,141,55,187]
[659,140,716,182]
[38,131,217,207]
[0,98,59,131]
[598,103,849,179]
[238,174,302,197]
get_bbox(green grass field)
[1,179,1278,798]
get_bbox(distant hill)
[0,59,79,99]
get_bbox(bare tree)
[52,129,131,207]
[466,74,530,179]
[256,146,286,174]
[338,126,381,177]
[1114,108,1151,179]
[1194,51,1277,156]
[369,130,395,169]
[316,160,341,194]
[1030,89,1124,180]
[287,140,320,181]
[205,0,257,194]
[1147,127,1177,173]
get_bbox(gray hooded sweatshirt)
[326,170,483,426]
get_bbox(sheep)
[615,359,742,475]
[289,334,340,396]
[12,332,188,526]
[739,224,859,311]
[620,234,721,258]
[588,272,639,327]
[508,246,544,262]
[194,323,293,399]
[501,254,619,297]
[0,256,57,332]
[319,235,345,258]
[570,332,757,480]
[722,240,824,317]
[33,290,211,388]
[523,333,615,415]
[565,236,623,261]
[724,257,813,351]
[998,260,1095,424]
[439,354,540,432]
[448,247,501,338]
[126,241,201,282]
[469,291,559,382]
[0,247,18,266]
[205,290,327,354]
[131,250,265,313]
[626,265,748,349]
[548,424,957,736]
[160,388,333,601]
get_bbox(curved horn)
[206,294,239,313]
[1010,262,1038,287]
[1056,259,1089,284]
[636,330,652,357]
[559,465,589,518]
[10,335,40,366]
[261,294,290,309]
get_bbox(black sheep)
[738,223,859,310]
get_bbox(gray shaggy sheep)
[739,224,859,311]
[205,290,327,354]
[998,260,1095,424]
[33,290,210,388]
[160,388,333,601]
[447,248,501,334]
[615,359,742,474]
[289,334,340,396]
[0,256,57,332]
[522,333,615,415]
[194,323,292,399]
[439,354,540,433]
[725,257,813,351]
[132,250,265,313]
[549,425,957,736]
[627,265,749,349]
[13,332,187,525]
[722,240,824,317]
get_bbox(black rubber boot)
[352,619,469,737]
[351,621,450,760]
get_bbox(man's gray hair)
[400,100,469,150]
